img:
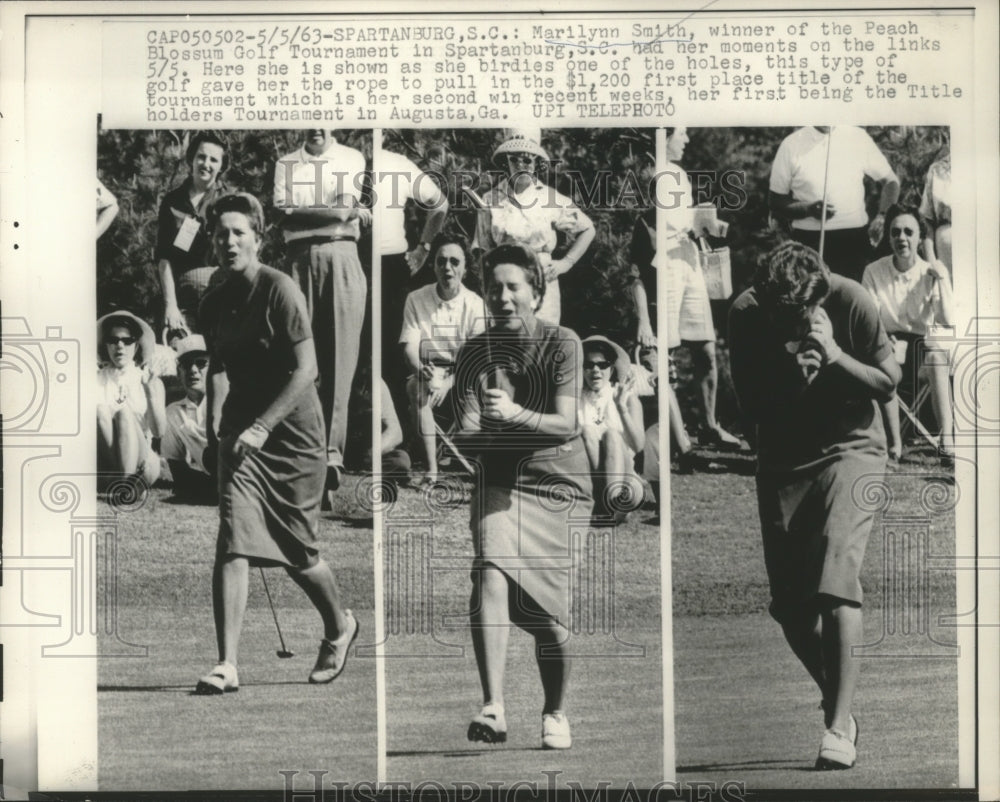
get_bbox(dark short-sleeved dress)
[728,275,893,623]
[199,266,325,568]
[155,178,229,314]
[454,319,594,626]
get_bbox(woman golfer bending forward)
[195,193,357,693]
[728,241,900,769]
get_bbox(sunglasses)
[584,360,611,370]
[105,336,136,346]
[182,357,209,370]
[890,227,917,237]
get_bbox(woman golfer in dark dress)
[728,241,900,769]
[454,243,593,750]
[195,193,357,693]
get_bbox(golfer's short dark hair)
[755,241,831,309]
[483,243,546,303]
[186,132,229,173]
[207,193,265,238]
[430,231,472,271]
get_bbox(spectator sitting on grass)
[579,335,645,522]
[162,333,215,502]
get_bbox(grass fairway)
[672,450,960,790]
[98,475,377,791]
[97,448,959,791]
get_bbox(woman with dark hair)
[96,310,166,489]
[454,242,592,750]
[156,131,230,332]
[729,241,900,770]
[195,192,357,694]
[862,204,955,463]
[399,231,486,483]
[475,129,595,325]
[579,335,645,520]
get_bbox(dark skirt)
[217,392,325,568]
[471,436,594,625]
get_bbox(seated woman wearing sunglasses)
[579,335,645,521]
[96,310,167,491]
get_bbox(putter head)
[277,650,294,659]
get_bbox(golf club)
[258,567,294,658]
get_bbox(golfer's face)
[213,212,260,273]
[487,263,537,330]
[773,304,817,345]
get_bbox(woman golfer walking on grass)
[195,193,357,694]
[728,241,900,769]
[454,243,593,750]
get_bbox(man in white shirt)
[162,334,214,501]
[378,146,449,422]
[769,126,899,282]
[274,129,371,491]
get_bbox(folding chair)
[434,421,476,475]
[897,385,937,450]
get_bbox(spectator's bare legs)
[691,341,740,445]
[820,599,863,736]
[581,423,602,471]
[407,375,441,481]
[109,407,148,476]
[97,404,116,470]
[602,428,645,503]
[212,552,249,666]
[878,398,903,461]
[285,558,351,641]
[924,358,955,454]
[667,387,692,454]
[470,565,511,708]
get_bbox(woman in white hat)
[475,128,595,325]
[579,335,645,520]
[96,310,166,489]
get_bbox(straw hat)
[97,310,155,366]
[492,128,550,165]
[581,335,631,382]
